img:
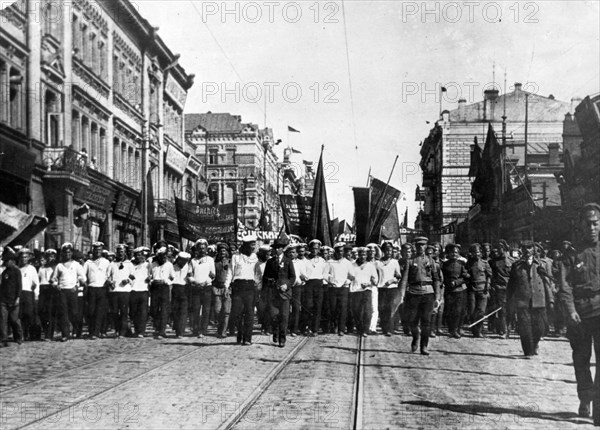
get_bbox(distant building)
[185,113,283,231]
[419,83,575,244]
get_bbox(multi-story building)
[418,82,574,243]
[0,0,197,251]
[185,112,283,231]
[558,94,600,239]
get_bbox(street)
[0,328,596,430]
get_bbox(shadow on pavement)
[434,349,524,360]
[403,400,590,426]
[362,363,576,384]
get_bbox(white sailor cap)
[176,251,191,261]
[309,239,322,247]
[333,242,346,249]
[242,235,258,243]
[91,241,104,248]
[195,238,208,246]
[61,242,74,250]
[156,247,168,255]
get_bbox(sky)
[133,0,600,226]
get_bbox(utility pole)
[524,93,530,185]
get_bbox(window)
[81,24,88,64]
[72,15,80,57]
[90,33,97,70]
[134,151,141,189]
[43,0,62,41]
[98,41,106,80]
[81,116,89,154]
[209,150,218,165]
[90,122,98,167]
[44,90,62,147]
[113,55,120,90]
[99,129,106,173]
[9,68,23,130]
[71,111,80,150]
[113,138,120,180]
[226,149,236,164]
[186,178,193,202]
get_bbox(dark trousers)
[492,288,508,335]
[191,286,212,336]
[445,290,467,334]
[516,306,547,356]
[129,291,148,335]
[256,289,270,331]
[38,285,56,340]
[350,290,372,335]
[231,281,256,343]
[468,290,488,336]
[86,287,108,337]
[271,295,290,342]
[171,285,189,337]
[109,292,130,336]
[0,301,22,343]
[289,284,303,333]
[405,293,435,348]
[378,288,402,334]
[302,280,324,334]
[74,295,85,338]
[213,292,231,337]
[328,287,349,333]
[19,291,37,340]
[150,284,170,335]
[57,289,79,338]
[568,314,600,424]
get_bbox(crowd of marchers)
[0,202,598,426]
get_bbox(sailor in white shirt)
[50,243,85,341]
[107,244,134,338]
[188,239,216,338]
[230,235,259,345]
[290,243,308,336]
[130,247,151,337]
[18,249,39,340]
[172,251,192,338]
[327,242,355,336]
[38,249,57,341]
[366,243,382,334]
[150,247,175,338]
[302,239,329,336]
[377,241,403,336]
[349,247,379,337]
[82,242,110,339]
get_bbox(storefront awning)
[0,202,48,247]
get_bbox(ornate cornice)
[73,57,110,99]
[73,0,109,35]
[113,31,142,69]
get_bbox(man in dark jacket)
[263,241,296,347]
[507,240,554,358]
[0,247,23,346]
[489,242,515,338]
[558,203,600,425]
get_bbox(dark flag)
[402,208,408,228]
[288,126,301,133]
[330,218,340,241]
[481,123,503,209]
[380,202,400,241]
[310,147,333,246]
[259,205,273,231]
[368,178,402,243]
[353,187,371,246]
[470,136,486,203]
[280,194,313,238]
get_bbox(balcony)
[42,146,90,187]
[153,199,177,224]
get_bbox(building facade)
[0,0,197,251]
[185,112,283,232]
[418,83,575,244]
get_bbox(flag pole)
[367,155,399,240]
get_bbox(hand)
[570,311,581,325]
[14,297,20,306]
[279,284,288,292]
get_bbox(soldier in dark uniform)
[466,244,492,337]
[507,240,554,358]
[442,244,469,339]
[263,241,296,347]
[558,203,600,425]
[399,237,441,355]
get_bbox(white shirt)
[150,261,175,285]
[305,256,329,282]
[292,258,307,286]
[255,261,267,289]
[52,261,85,289]
[131,262,151,292]
[173,262,190,285]
[108,260,134,293]
[38,266,54,285]
[328,258,354,288]
[378,258,402,289]
[231,253,259,282]
[20,265,40,298]
[188,257,216,286]
[350,261,378,293]
[83,257,111,287]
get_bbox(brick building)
[0,0,198,250]
[418,83,575,244]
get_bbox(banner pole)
[367,155,399,240]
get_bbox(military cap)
[581,203,600,218]
[115,243,127,250]
[2,246,17,261]
[156,247,168,255]
[333,242,346,249]
[133,247,145,254]
[284,243,298,252]
[414,236,429,245]
[297,243,307,249]
[309,239,322,246]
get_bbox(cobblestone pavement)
[0,329,597,429]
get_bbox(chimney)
[514,82,522,92]
[484,89,499,120]
[458,98,466,121]
[548,142,560,165]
